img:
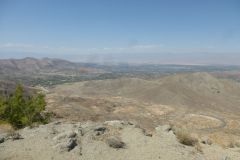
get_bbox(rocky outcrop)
[1,121,240,160]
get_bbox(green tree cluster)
[0,84,47,128]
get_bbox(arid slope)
[46,73,240,146]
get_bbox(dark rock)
[201,137,212,145]
[66,138,77,151]
[58,138,78,152]
[145,133,153,137]
[94,126,107,136]
[128,122,134,125]
[0,137,4,143]
[78,128,84,136]
[53,121,62,125]
[95,131,102,136]
[94,126,106,132]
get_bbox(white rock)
[53,133,67,141]
[155,125,171,133]
[104,120,125,128]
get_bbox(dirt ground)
[1,121,240,160]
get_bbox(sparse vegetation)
[228,138,240,148]
[0,84,48,128]
[174,128,198,146]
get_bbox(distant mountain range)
[0,57,240,87]
[0,57,101,75]
[0,57,76,73]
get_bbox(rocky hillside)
[1,120,240,160]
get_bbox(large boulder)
[106,136,125,149]
[57,138,78,152]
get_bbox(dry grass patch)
[174,128,198,146]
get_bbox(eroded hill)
[46,72,240,146]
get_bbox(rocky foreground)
[0,121,240,160]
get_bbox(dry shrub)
[228,138,240,148]
[175,128,198,146]
[194,143,203,153]
[235,141,240,148]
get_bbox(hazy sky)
[0,0,240,64]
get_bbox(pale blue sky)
[0,0,240,64]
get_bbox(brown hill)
[63,72,240,113]
[0,57,100,75]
